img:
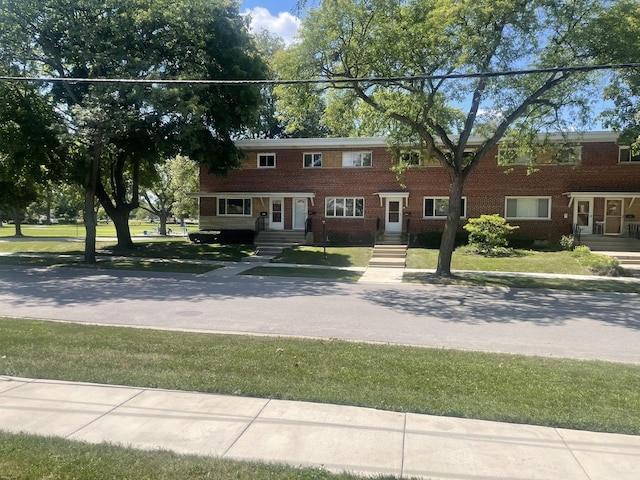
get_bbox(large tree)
[0,81,63,236]
[1,0,268,261]
[140,155,199,235]
[587,0,640,145]
[279,0,609,276]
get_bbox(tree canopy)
[0,81,63,235]
[277,0,619,276]
[0,0,268,258]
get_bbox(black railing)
[629,223,640,239]
[572,223,581,244]
[255,216,266,233]
[305,217,312,236]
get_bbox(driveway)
[1,265,639,364]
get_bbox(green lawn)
[2,318,639,436]
[0,432,387,480]
[406,248,607,275]
[273,245,372,267]
[0,221,195,238]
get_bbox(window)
[498,147,533,165]
[505,197,551,219]
[218,198,252,216]
[619,146,640,163]
[424,197,466,218]
[303,152,323,168]
[325,197,365,217]
[554,146,582,164]
[258,153,276,168]
[342,151,372,167]
[400,151,421,166]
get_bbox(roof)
[234,131,621,150]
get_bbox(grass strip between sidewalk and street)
[0,432,397,480]
[1,318,639,436]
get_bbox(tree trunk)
[13,222,23,237]
[435,174,464,277]
[83,139,102,264]
[159,213,168,236]
[111,209,134,249]
[84,186,98,264]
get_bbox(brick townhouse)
[192,131,640,245]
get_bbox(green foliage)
[586,0,640,142]
[559,235,576,251]
[0,0,268,248]
[571,245,623,276]
[463,214,518,255]
[275,0,610,276]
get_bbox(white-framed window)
[505,197,551,219]
[325,197,365,217]
[497,147,534,165]
[554,146,582,164]
[342,151,372,167]
[218,198,252,216]
[257,153,276,168]
[400,151,421,166]
[303,152,323,168]
[619,146,640,163]
[423,197,467,218]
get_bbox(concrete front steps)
[580,235,640,272]
[253,230,307,258]
[369,234,407,268]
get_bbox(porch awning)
[564,191,640,207]
[188,191,316,206]
[375,191,410,207]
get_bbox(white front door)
[574,198,593,234]
[293,198,308,230]
[270,198,284,230]
[385,198,403,233]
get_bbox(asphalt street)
[1,264,640,363]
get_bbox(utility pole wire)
[1,63,639,86]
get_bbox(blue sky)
[240,1,304,45]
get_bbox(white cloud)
[243,7,301,46]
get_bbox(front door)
[270,198,284,230]
[604,199,623,235]
[385,198,402,233]
[574,198,593,234]
[293,198,308,230]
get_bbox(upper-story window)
[258,153,276,168]
[554,146,582,164]
[303,152,323,168]
[619,146,640,163]
[497,147,534,165]
[400,151,421,166]
[342,151,372,167]
[498,145,581,165]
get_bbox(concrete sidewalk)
[1,376,639,479]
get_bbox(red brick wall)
[199,140,640,242]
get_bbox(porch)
[565,192,640,238]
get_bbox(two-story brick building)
[192,131,640,245]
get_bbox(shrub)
[463,214,518,255]
[560,235,576,251]
[571,245,623,276]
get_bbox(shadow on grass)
[99,241,254,262]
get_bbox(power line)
[1,63,639,86]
